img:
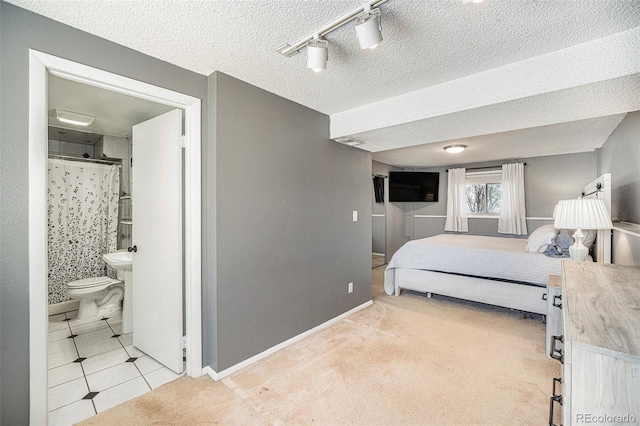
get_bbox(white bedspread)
[384,234,562,295]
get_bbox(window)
[465,171,502,215]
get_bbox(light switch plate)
[353,210,358,222]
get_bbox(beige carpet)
[80,267,560,425]
[372,253,386,269]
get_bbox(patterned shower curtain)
[47,159,120,304]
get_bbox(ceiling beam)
[330,27,640,139]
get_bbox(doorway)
[29,50,202,424]
[372,174,387,268]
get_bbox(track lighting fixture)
[306,37,328,72]
[355,8,383,49]
[276,0,389,71]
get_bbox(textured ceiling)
[372,114,627,168]
[9,0,640,167]
[350,74,640,152]
[8,0,640,114]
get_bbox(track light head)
[355,8,383,49]
[307,38,328,72]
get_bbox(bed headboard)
[582,173,612,263]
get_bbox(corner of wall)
[203,71,218,371]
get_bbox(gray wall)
[0,4,208,423]
[599,111,640,266]
[372,161,406,259]
[599,111,640,224]
[402,152,596,240]
[612,230,640,266]
[207,72,372,372]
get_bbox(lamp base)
[569,229,588,262]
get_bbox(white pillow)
[526,224,559,253]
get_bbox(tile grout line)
[110,318,154,391]
[69,311,98,416]
[49,375,143,414]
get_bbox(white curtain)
[498,162,527,235]
[444,168,468,232]
[48,159,120,304]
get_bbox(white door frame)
[28,49,202,424]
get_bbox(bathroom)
[46,75,185,425]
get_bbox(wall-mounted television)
[389,172,439,202]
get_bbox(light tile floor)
[48,310,183,426]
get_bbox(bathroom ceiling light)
[307,37,328,72]
[53,109,95,127]
[444,145,466,154]
[355,8,383,49]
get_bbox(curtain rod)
[48,154,122,166]
[446,162,526,173]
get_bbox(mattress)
[384,234,562,295]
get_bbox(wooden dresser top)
[562,260,640,358]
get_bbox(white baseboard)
[48,300,80,316]
[202,300,373,381]
[372,252,385,256]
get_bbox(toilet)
[67,277,124,322]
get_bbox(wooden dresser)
[548,261,640,425]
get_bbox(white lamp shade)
[553,199,613,230]
[355,9,383,49]
[307,39,328,72]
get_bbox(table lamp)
[553,198,613,261]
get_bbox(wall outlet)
[348,282,353,293]
[352,210,358,222]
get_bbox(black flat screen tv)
[389,172,440,202]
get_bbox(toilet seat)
[67,276,124,322]
[67,276,121,290]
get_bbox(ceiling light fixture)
[276,0,389,69]
[355,7,383,49]
[53,109,95,127]
[334,137,364,146]
[307,36,328,72]
[444,145,466,154]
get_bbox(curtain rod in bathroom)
[48,154,122,166]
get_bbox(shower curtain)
[47,159,120,304]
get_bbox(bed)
[384,174,612,315]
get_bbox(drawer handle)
[548,377,563,426]
[542,293,547,301]
[550,335,564,364]
[553,294,562,309]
